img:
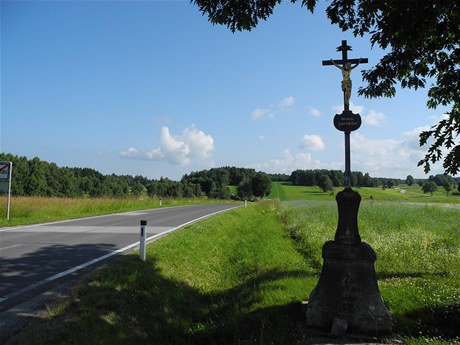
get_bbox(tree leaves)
[191,0,460,175]
[191,0,316,32]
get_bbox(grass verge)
[4,199,459,344]
[0,196,225,227]
[5,201,314,345]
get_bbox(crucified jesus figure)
[331,59,362,108]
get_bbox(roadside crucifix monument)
[305,40,392,334]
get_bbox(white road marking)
[0,244,23,252]
[0,205,239,303]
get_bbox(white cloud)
[251,96,295,120]
[332,103,388,127]
[256,149,313,173]
[348,132,432,177]
[120,124,214,166]
[308,106,322,117]
[120,147,164,160]
[254,116,447,178]
[279,96,295,107]
[402,125,431,150]
[251,108,274,120]
[362,110,387,127]
[299,134,325,151]
[159,126,191,165]
[180,125,214,162]
[332,102,365,114]
[258,134,265,142]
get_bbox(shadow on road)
[0,242,118,296]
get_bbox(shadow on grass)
[394,303,460,340]
[377,272,459,341]
[377,271,449,280]
[32,255,313,345]
[301,190,327,195]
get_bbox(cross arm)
[322,58,368,66]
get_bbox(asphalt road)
[0,203,240,311]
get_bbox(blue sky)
[1,0,449,180]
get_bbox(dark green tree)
[131,181,145,196]
[318,175,333,192]
[251,172,272,198]
[388,179,397,189]
[330,170,344,187]
[192,0,460,175]
[422,181,438,196]
[405,175,415,186]
[26,157,48,196]
[58,168,79,197]
[237,176,253,200]
[443,182,453,196]
[429,174,457,186]
[362,173,376,187]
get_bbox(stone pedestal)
[305,188,392,334]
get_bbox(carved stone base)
[305,241,392,334]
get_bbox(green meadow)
[269,182,460,204]
[3,184,460,344]
[0,196,230,227]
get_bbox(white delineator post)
[140,220,147,262]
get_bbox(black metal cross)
[322,40,368,111]
[322,40,366,66]
[322,40,368,188]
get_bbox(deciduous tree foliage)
[405,175,415,186]
[318,175,333,192]
[0,153,271,200]
[422,180,438,196]
[192,0,460,175]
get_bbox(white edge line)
[0,205,241,303]
[0,204,196,232]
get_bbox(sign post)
[0,162,12,221]
[139,220,147,262]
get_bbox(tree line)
[2,153,458,199]
[181,167,272,200]
[288,170,460,195]
[0,154,271,200]
[289,169,379,189]
[419,174,460,196]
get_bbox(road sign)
[0,161,12,220]
[0,162,10,178]
[1,162,11,192]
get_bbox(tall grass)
[5,201,314,345]
[0,196,216,227]
[3,198,459,344]
[279,201,460,343]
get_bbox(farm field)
[269,182,460,204]
[0,196,231,227]
[5,201,459,345]
[1,185,459,344]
